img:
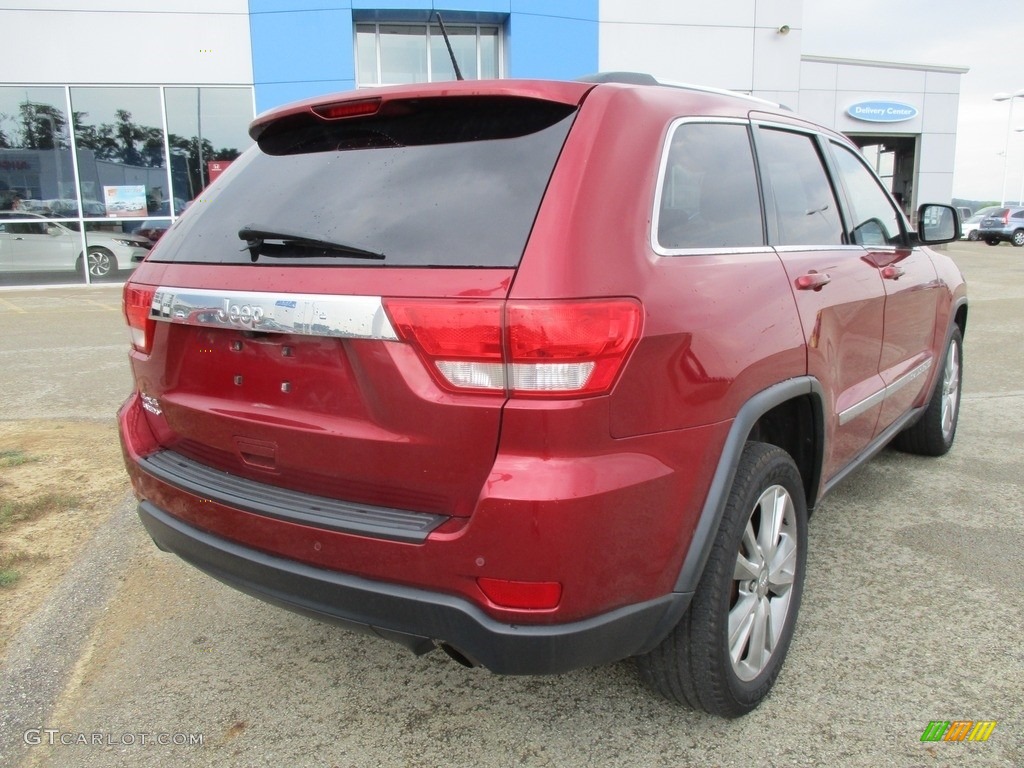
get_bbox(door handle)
[795,272,831,291]
[882,265,905,280]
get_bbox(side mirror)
[917,204,959,244]
[47,224,62,236]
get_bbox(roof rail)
[576,71,790,111]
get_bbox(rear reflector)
[384,298,642,397]
[477,577,562,610]
[123,284,156,353]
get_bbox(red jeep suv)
[119,76,966,717]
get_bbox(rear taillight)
[384,298,643,397]
[122,283,156,354]
[1003,210,1012,224]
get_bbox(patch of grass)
[0,551,26,588]
[0,450,37,468]
[0,493,81,531]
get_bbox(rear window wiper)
[239,226,386,262]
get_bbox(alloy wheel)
[729,484,799,682]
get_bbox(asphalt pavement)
[0,242,1021,767]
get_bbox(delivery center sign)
[847,100,919,123]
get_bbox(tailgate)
[130,267,513,517]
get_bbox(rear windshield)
[149,97,577,268]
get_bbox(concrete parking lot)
[0,241,1021,767]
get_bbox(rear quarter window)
[655,120,764,252]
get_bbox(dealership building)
[1,1,967,286]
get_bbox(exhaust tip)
[437,642,479,668]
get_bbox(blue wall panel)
[249,1,598,111]
[508,5,597,80]
[250,5,356,112]
[511,0,596,18]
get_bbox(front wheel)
[78,247,116,279]
[967,230,980,241]
[892,326,963,456]
[637,442,807,717]
[1012,230,1024,247]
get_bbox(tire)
[967,230,979,241]
[985,238,1000,246]
[78,247,115,279]
[1012,230,1024,247]
[637,442,807,717]
[892,326,963,456]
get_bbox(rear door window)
[654,121,764,251]
[149,97,577,268]
[755,127,844,246]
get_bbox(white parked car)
[0,211,151,278]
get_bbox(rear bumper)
[977,229,1013,241]
[137,500,690,674]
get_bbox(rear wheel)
[967,230,979,241]
[1012,230,1024,247]
[637,442,807,717]
[892,326,962,456]
[985,238,1000,246]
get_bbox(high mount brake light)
[383,298,643,397]
[123,284,156,354]
[311,98,382,121]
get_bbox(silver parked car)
[0,211,151,278]
[977,206,1024,246]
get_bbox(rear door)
[128,91,584,517]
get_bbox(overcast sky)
[802,0,1024,202]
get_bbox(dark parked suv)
[977,205,1024,246]
[119,76,966,717]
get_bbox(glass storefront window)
[165,87,252,215]
[70,87,168,223]
[0,87,76,216]
[0,85,252,287]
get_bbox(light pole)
[1016,127,1024,207]
[993,89,1024,205]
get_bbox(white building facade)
[0,1,966,286]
